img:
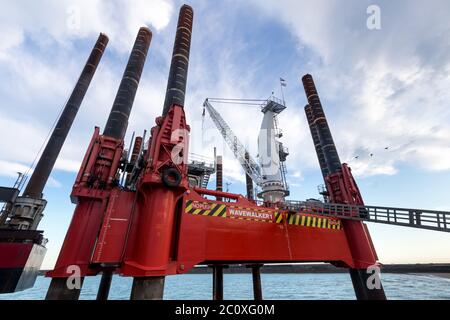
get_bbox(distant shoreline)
[38,263,450,276]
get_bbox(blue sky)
[1,0,450,269]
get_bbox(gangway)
[282,200,450,233]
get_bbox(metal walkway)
[282,201,450,233]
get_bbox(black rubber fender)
[161,167,182,188]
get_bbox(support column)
[130,277,165,300]
[22,33,109,202]
[96,271,113,300]
[247,264,263,300]
[244,152,254,200]
[211,265,226,300]
[349,269,386,300]
[45,277,84,300]
[216,156,223,202]
[302,74,387,300]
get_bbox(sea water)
[1,273,449,300]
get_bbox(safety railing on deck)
[188,153,215,168]
[281,200,450,233]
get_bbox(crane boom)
[203,99,263,186]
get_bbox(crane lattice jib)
[203,99,262,186]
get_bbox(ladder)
[201,173,211,188]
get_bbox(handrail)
[281,201,450,233]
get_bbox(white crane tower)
[203,97,289,203]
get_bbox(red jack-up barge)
[46,4,386,300]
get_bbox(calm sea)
[1,273,449,300]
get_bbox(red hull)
[0,242,46,293]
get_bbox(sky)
[0,0,450,269]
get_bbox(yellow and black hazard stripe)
[185,200,227,217]
[185,200,284,224]
[288,214,342,230]
[274,212,283,224]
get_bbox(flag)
[280,78,287,87]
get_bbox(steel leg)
[349,269,386,300]
[249,264,263,300]
[130,276,165,300]
[212,265,224,300]
[45,277,84,300]
[96,271,113,300]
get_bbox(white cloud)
[0,0,174,53]
[46,177,62,188]
[0,0,175,178]
[0,160,30,178]
[251,0,450,177]
[2,0,450,184]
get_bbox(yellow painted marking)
[212,205,223,216]
[276,213,283,223]
[186,201,345,228]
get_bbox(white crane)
[203,98,289,203]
